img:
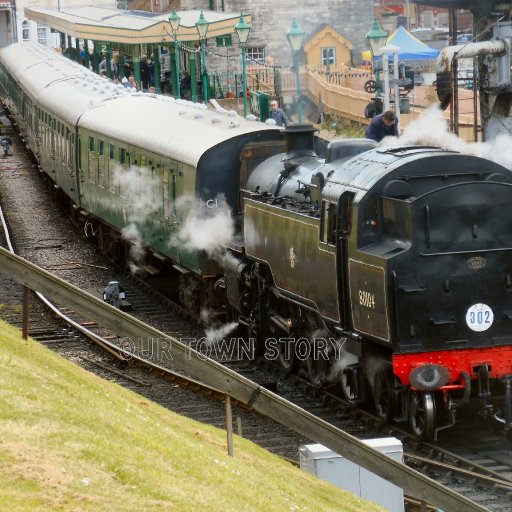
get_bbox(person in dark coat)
[365,110,398,142]
[140,55,150,91]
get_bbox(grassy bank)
[0,320,385,511]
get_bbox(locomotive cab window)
[359,195,380,246]
[321,201,337,245]
[382,198,412,240]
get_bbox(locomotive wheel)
[277,338,297,374]
[306,356,327,388]
[340,368,358,402]
[364,79,377,93]
[409,392,436,441]
[373,370,396,423]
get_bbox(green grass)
[0,320,386,511]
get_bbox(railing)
[210,65,280,100]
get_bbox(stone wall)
[180,0,375,70]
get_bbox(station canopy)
[24,6,249,44]
[362,26,439,61]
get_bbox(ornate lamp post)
[168,10,181,99]
[365,16,388,95]
[234,15,251,117]
[286,19,305,124]
[196,11,210,104]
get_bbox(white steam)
[170,195,234,258]
[111,163,161,273]
[204,321,239,345]
[381,106,512,171]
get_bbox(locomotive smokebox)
[284,125,318,158]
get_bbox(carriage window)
[163,169,169,220]
[98,140,106,188]
[119,147,126,164]
[88,136,94,152]
[109,144,114,160]
[321,201,337,245]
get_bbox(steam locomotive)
[1,42,512,440]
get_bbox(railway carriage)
[2,42,512,440]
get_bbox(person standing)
[270,100,288,127]
[365,110,398,142]
[140,55,150,91]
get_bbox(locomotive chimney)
[283,125,318,158]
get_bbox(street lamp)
[365,16,388,94]
[196,10,210,104]
[286,19,305,124]
[366,16,388,58]
[234,15,251,117]
[168,10,181,99]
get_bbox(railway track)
[1,124,512,511]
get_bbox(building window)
[22,20,30,41]
[245,47,265,63]
[321,48,336,66]
[37,25,48,46]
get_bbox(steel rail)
[0,246,489,512]
[405,453,512,491]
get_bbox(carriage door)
[50,117,56,174]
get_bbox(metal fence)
[210,65,281,100]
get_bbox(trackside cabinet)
[299,438,404,512]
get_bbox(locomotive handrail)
[0,246,488,512]
[422,247,512,256]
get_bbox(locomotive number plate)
[465,303,493,332]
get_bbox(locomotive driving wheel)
[373,369,397,423]
[306,356,327,389]
[339,366,360,402]
[408,391,436,441]
[277,338,297,374]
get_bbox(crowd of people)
[81,47,159,93]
